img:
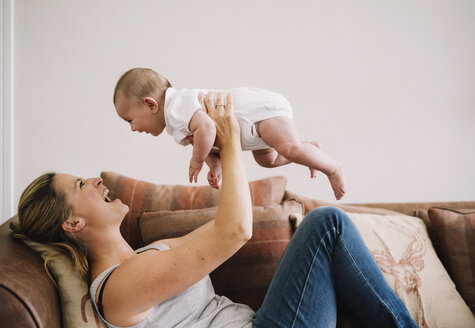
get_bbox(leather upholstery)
[0,217,61,328]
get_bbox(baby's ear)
[144,97,159,113]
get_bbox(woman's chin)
[120,203,130,217]
[105,198,129,219]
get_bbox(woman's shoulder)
[90,244,168,286]
[136,243,170,253]
[89,263,120,308]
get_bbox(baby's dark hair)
[113,68,172,104]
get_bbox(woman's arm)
[153,219,215,249]
[102,93,252,326]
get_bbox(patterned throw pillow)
[347,213,475,328]
[138,200,304,311]
[22,240,106,328]
[101,171,288,249]
[427,207,475,314]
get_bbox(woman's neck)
[87,228,136,279]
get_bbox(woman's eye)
[79,181,85,188]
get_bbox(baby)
[113,68,346,200]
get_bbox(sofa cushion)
[283,190,402,216]
[347,213,475,327]
[101,171,287,248]
[427,207,475,314]
[138,200,304,311]
[22,239,106,328]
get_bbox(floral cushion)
[347,213,475,327]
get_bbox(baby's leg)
[252,148,291,168]
[306,140,320,179]
[258,116,346,200]
[253,142,320,179]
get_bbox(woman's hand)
[198,92,240,150]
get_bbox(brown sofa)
[0,172,473,327]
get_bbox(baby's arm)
[205,153,222,189]
[188,109,217,183]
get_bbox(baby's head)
[113,68,171,136]
[113,68,171,104]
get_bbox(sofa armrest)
[0,287,38,327]
[0,217,62,328]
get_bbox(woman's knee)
[307,206,346,220]
[303,206,351,231]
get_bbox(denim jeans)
[253,207,417,328]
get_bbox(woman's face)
[53,174,129,228]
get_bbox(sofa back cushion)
[427,207,475,314]
[101,171,287,249]
[138,200,304,311]
[283,190,402,216]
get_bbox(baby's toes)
[310,140,321,148]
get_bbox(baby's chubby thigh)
[229,87,294,150]
[256,116,300,149]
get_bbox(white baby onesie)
[164,87,293,151]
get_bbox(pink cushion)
[138,200,304,311]
[101,171,287,248]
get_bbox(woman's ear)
[62,217,86,233]
[143,97,160,114]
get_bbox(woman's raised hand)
[198,92,240,149]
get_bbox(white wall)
[4,0,475,222]
[1,0,14,221]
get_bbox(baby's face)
[115,95,161,136]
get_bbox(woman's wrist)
[219,140,241,159]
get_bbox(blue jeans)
[253,207,417,328]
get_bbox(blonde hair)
[10,172,90,282]
[113,67,172,104]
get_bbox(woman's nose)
[86,177,103,187]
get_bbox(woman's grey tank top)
[89,244,255,328]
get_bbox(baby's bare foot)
[306,140,321,179]
[308,140,321,148]
[328,163,346,200]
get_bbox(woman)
[11,93,417,328]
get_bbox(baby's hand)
[207,166,222,189]
[189,158,204,183]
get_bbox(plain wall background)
[3,0,475,222]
